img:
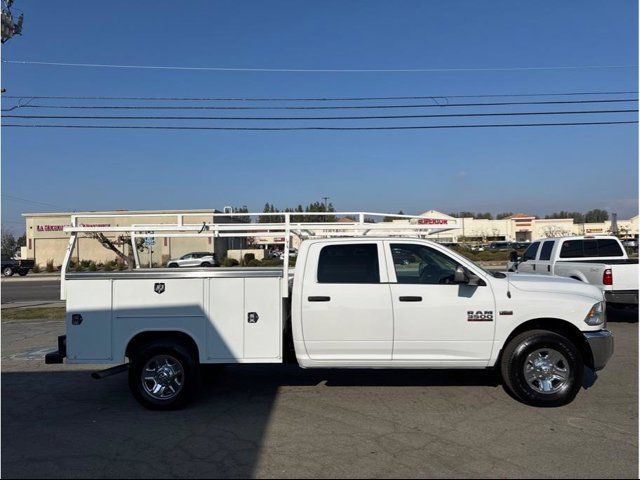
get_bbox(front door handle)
[399,296,422,302]
[308,296,331,302]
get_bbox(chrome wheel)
[141,355,184,400]
[524,348,570,394]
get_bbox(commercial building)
[406,210,639,244]
[21,208,639,267]
[22,209,235,267]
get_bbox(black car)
[1,254,35,276]
[487,242,518,252]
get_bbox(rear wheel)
[200,262,212,267]
[168,263,179,268]
[3,267,14,277]
[128,340,199,410]
[500,329,583,407]
[18,269,28,276]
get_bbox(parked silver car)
[167,252,219,268]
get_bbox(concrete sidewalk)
[1,301,65,309]
[2,273,61,283]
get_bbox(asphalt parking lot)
[1,309,637,479]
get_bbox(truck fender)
[123,329,202,364]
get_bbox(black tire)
[200,262,212,267]
[3,266,14,277]
[128,339,199,410]
[500,329,583,407]
[167,263,179,268]
[18,270,28,276]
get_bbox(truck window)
[597,239,624,256]
[522,242,540,261]
[539,240,555,261]
[583,240,598,257]
[317,244,380,284]
[560,240,583,258]
[390,244,461,285]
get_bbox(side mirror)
[454,266,469,284]
[454,265,485,286]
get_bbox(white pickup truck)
[508,236,638,306]
[45,212,613,410]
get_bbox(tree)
[2,1,23,44]
[1,231,18,257]
[496,212,513,220]
[88,233,144,269]
[545,211,585,223]
[584,209,609,223]
[383,210,405,222]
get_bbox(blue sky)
[2,0,638,232]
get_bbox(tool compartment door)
[66,279,113,362]
[243,277,281,361]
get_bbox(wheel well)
[125,331,199,361]
[498,318,594,369]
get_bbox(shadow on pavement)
[2,365,501,478]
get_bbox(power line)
[3,121,636,131]
[2,91,637,102]
[1,193,67,209]
[4,109,637,121]
[2,98,637,111]
[3,59,637,73]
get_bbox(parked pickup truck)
[1,254,35,277]
[46,236,613,410]
[508,236,638,306]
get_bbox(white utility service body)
[46,211,614,409]
[510,236,638,305]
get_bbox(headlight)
[584,301,606,326]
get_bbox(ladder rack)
[60,211,458,299]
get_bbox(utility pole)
[322,196,329,223]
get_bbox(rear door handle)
[308,296,331,302]
[399,296,422,302]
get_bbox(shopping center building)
[21,208,639,267]
[21,209,235,268]
[401,210,639,244]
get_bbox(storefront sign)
[36,223,110,232]
[418,218,450,225]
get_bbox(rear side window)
[597,239,624,256]
[539,241,555,261]
[560,240,584,258]
[560,239,624,258]
[522,242,540,261]
[317,244,380,284]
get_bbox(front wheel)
[500,330,583,407]
[3,267,14,277]
[128,340,199,410]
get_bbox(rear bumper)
[604,290,638,305]
[583,330,614,371]
[45,335,66,364]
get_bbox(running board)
[91,364,129,380]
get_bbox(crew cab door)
[536,240,556,275]
[300,242,393,361]
[517,241,540,274]
[385,242,495,365]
